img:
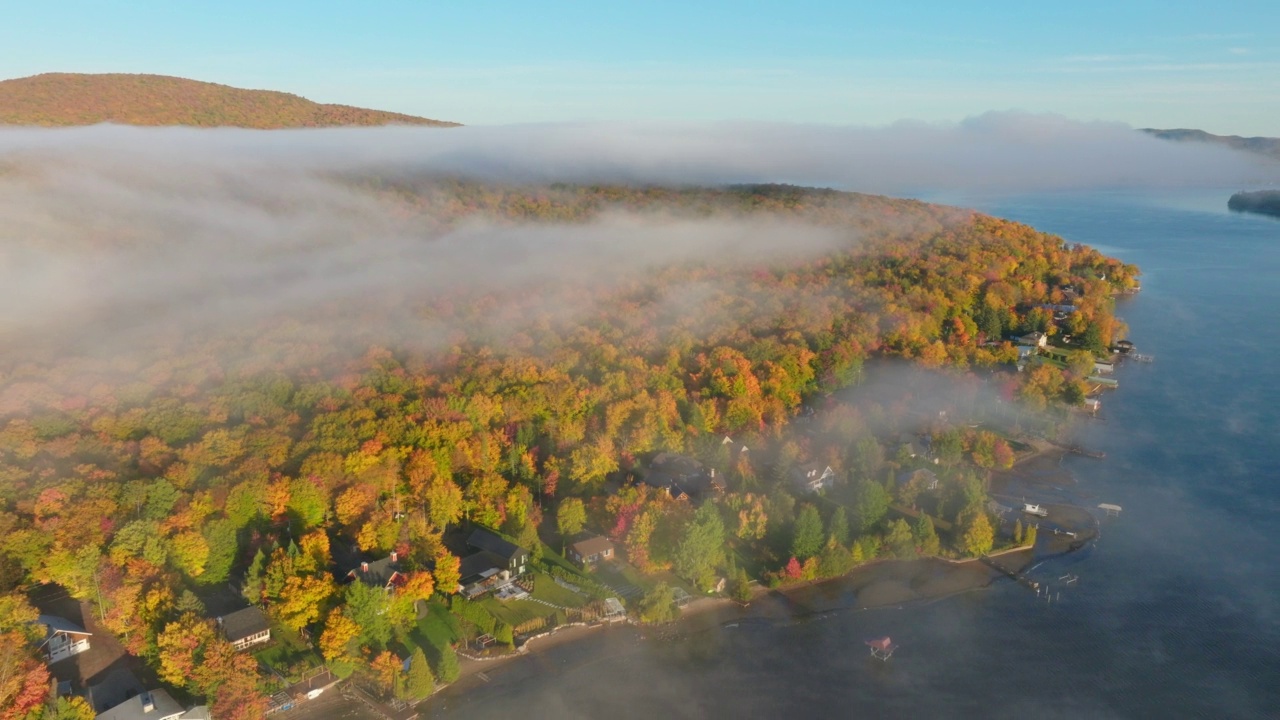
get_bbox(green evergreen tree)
[1013,519,1024,545]
[826,506,850,548]
[885,518,915,559]
[434,646,460,684]
[494,621,514,647]
[638,583,679,624]
[674,503,725,591]
[404,647,434,700]
[791,505,824,560]
[1024,523,1038,547]
[730,567,753,603]
[850,478,890,534]
[818,541,855,577]
[912,514,941,556]
[242,547,266,604]
[175,589,205,616]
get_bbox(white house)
[218,606,271,652]
[1016,331,1048,348]
[791,464,836,493]
[37,615,91,664]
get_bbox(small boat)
[865,636,898,660]
[1022,503,1049,517]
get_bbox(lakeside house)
[36,615,91,665]
[217,606,271,651]
[458,528,530,599]
[466,528,530,576]
[1015,331,1049,348]
[568,536,615,569]
[897,468,940,492]
[896,433,923,460]
[345,551,405,591]
[640,452,725,501]
[791,463,836,493]
[94,689,209,720]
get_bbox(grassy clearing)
[410,600,461,653]
[528,573,589,607]
[253,625,323,681]
[478,597,548,628]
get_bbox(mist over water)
[420,189,1280,720]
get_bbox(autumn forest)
[0,179,1139,719]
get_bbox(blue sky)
[2,1,1277,134]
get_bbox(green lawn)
[410,601,461,653]
[477,597,549,628]
[253,625,323,682]
[528,573,589,607]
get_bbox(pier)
[979,555,1041,592]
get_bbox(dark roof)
[347,555,402,588]
[458,551,504,584]
[37,615,90,636]
[219,606,269,643]
[897,468,939,486]
[570,536,614,558]
[650,453,705,477]
[466,528,527,562]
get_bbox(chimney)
[361,562,369,573]
[389,551,398,563]
[141,692,155,713]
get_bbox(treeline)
[0,182,1137,717]
[1228,190,1280,219]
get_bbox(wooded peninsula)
[1228,189,1280,219]
[0,181,1139,720]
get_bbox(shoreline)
[423,432,1093,713]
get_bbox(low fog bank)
[0,142,852,368]
[1,110,1269,371]
[2,111,1273,193]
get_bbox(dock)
[979,555,1041,592]
[1065,445,1106,459]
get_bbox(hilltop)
[0,72,458,128]
[1141,127,1280,161]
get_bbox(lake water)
[418,189,1280,719]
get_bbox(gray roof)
[95,689,184,720]
[897,468,939,486]
[347,555,402,588]
[38,615,91,637]
[219,606,269,643]
[466,528,528,563]
[458,551,504,583]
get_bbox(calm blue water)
[425,189,1280,720]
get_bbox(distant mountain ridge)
[1141,127,1280,160]
[0,73,458,128]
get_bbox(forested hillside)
[0,181,1138,718]
[0,73,458,128]
[1142,127,1280,161]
